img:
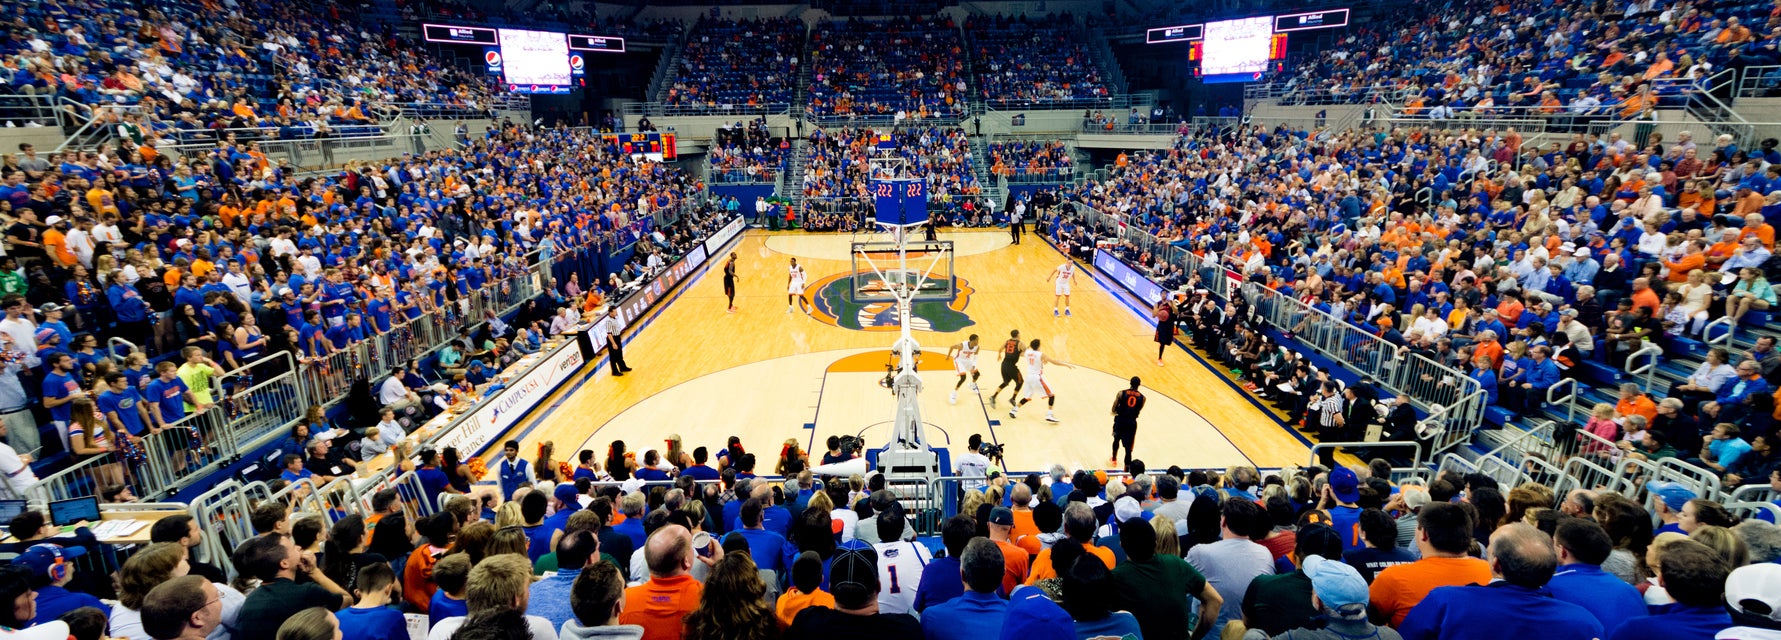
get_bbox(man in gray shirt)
[1151,475,1194,533]
[14,144,48,180]
[1184,497,1275,638]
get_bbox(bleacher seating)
[805,17,968,119]
[665,18,804,112]
[966,16,1109,107]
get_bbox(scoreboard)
[600,132,678,161]
[1147,7,1352,83]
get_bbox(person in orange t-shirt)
[1615,384,1659,424]
[1024,504,1116,585]
[621,525,712,640]
[776,551,837,630]
[1369,503,1494,627]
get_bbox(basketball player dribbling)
[723,252,739,313]
[787,257,809,313]
[987,329,1022,408]
[1049,261,1076,316]
[1009,338,1074,423]
[946,334,981,404]
[1153,299,1175,366]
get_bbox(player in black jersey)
[722,252,738,313]
[986,329,1023,408]
[1110,376,1146,466]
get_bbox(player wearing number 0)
[1010,339,1074,423]
[1111,377,1146,466]
[946,334,981,404]
[787,258,810,314]
[1049,262,1076,316]
[987,330,1023,408]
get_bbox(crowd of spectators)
[800,126,981,201]
[805,18,968,119]
[966,15,1110,107]
[988,140,1075,180]
[709,118,789,184]
[0,121,703,498]
[1043,117,1781,508]
[3,428,1771,640]
[1268,0,1767,116]
[0,0,499,151]
[664,18,804,112]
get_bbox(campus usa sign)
[433,343,585,457]
[704,217,745,256]
[1094,249,1166,306]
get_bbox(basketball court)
[482,229,1313,474]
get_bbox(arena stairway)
[1471,307,1781,465]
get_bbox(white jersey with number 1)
[873,539,932,615]
[1053,263,1074,296]
[1023,349,1054,399]
[954,342,979,374]
[788,265,807,295]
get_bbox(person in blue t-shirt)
[42,353,85,434]
[97,373,153,438]
[1325,467,1366,552]
[334,562,407,640]
[280,454,313,484]
[1547,519,1647,637]
[428,554,471,627]
[142,361,196,429]
[415,448,450,498]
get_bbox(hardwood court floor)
[481,229,1313,474]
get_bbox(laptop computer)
[0,500,26,524]
[47,497,100,527]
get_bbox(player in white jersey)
[787,257,809,313]
[1010,338,1074,423]
[1049,262,1077,316]
[946,334,981,404]
[871,512,932,615]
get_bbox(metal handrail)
[1626,343,1663,393]
[1546,378,1580,425]
[1704,316,1737,349]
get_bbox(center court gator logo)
[808,271,976,332]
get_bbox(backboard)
[849,241,954,304]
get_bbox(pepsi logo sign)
[569,54,585,70]
[485,51,503,67]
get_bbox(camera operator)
[821,435,859,466]
[955,434,993,491]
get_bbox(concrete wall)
[1247,104,1367,129]
[0,128,67,154]
[1076,133,1176,150]
[623,113,796,141]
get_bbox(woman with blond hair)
[1151,514,1180,558]
[67,396,129,489]
[112,542,245,640]
[683,553,778,640]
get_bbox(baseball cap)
[1304,554,1370,611]
[999,587,1076,640]
[830,548,880,607]
[13,543,86,580]
[552,483,581,507]
[1402,485,1431,510]
[1574,247,1591,257]
[37,303,61,314]
[1329,466,1361,504]
[1646,481,1697,511]
[989,506,1015,527]
[1727,563,1781,621]
[986,468,1004,481]
[1113,496,1144,524]
[33,328,54,343]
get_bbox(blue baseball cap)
[1330,466,1361,504]
[13,543,85,579]
[552,483,581,508]
[1304,554,1370,611]
[1646,481,1696,512]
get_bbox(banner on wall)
[484,49,503,74]
[1094,249,1166,306]
[704,218,745,256]
[436,344,586,456]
